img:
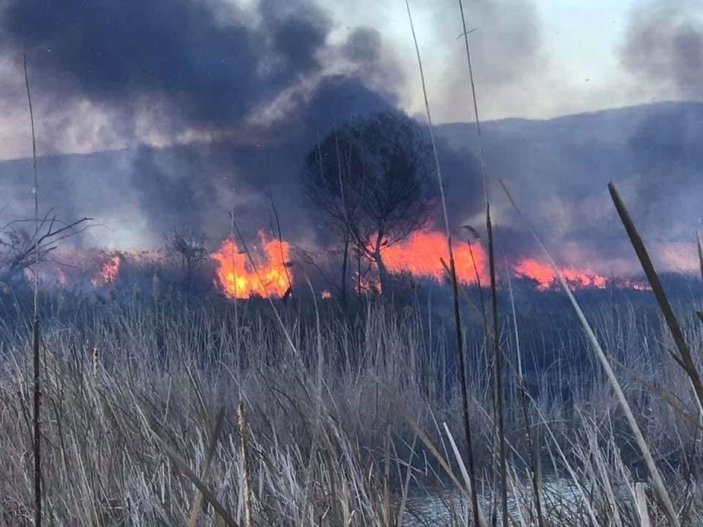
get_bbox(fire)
[356,274,381,294]
[380,231,489,285]
[91,255,121,286]
[211,232,291,299]
[375,230,617,292]
[15,229,651,296]
[514,258,607,291]
[101,256,121,284]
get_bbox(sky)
[326,0,662,122]
[0,0,695,161]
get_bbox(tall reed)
[456,2,508,522]
[404,2,482,524]
[23,54,42,527]
[501,179,681,525]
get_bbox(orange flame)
[91,255,121,286]
[211,232,291,299]
[378,231,614,291]
[380,230,489,285]
[101,256,121,283]
[514,258,607,291]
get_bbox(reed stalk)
[486,206,508,526]
[501,179,680,526]
[457,2,508,522]
[505,259,545,527]
[238,402,254,527]
[404,2,482,523]
[188,407,226,527]
[609,182,703,414]
[24,53,42,527]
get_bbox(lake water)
[399,478,583,526]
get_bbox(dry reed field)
[0,267,702,526]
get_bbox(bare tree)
[167,228,207,294]
[302,112,437,291]
[0,213,91,282]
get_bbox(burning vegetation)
[91,255,121,287]
[381,230,489,285]
[4,229,655,298]
[211,233,292,300]
[513,258,607,291]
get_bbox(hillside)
[1,101,701,272]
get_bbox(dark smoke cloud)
[342,28,382,64]
[259,0,330,81]
[621,1,703,238]
[627,105,703,241]
[336,26,405,96]
[0,0,333,128]
[622,1,703,100]
[0,74,409,247]
[0,0,418,245]
[0,0,487,259]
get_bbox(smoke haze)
[0,0,700,277]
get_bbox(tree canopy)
[302,111,437,290]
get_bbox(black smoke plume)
[0,0,483,250]
[622,1,703,100]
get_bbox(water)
[399,478,581,526]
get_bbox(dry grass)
[0,286,699,525]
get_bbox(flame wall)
[211,233,291,299]
[381,231,489,285]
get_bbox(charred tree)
[301,111,436,292]
[167,228,207,296]
[0,214,91,283]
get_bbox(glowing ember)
[211,232,291,299]
[356,275,381,294]
[514,258,607,291]
[619,280,651,291]
[378,230,489,285]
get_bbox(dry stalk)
[404,1,482,524]
[238,402,254,527]
[501,179,681,526]
[456,1,509,521]
[609,182,703,414]
[24,53,42,527]
[188,407,226,527]
[486,205,508,526]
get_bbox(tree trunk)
[372,234,389,293]
[373,250,389,293]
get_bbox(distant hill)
[436,102,703,272]
[438,101,703,201]
[1,101,701,272]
